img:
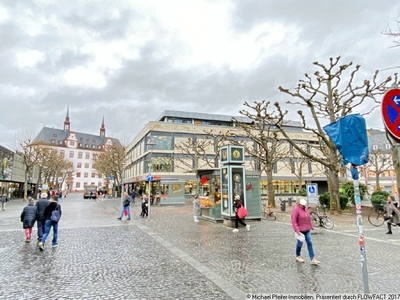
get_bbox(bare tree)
[174,131,225,172]
[367,148,393,190]
[226,101,289,208]
[174,138,213,172]
[92,144,125,196]
[382,18,400,47]
[13,129,40,201]
[273,56,392,214]
[282,145,311,193]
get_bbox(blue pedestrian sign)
[146,174,154,182]
[306,184,318,205]
[109,176,114,181]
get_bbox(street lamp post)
[147,142,156,221]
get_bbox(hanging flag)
[323,114,369,166]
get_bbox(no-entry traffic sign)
[382,88,400,140]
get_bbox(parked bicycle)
[310,205,334,229]
[262,203,276,220]
[367,203,386,227]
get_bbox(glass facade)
[261,180,304,195]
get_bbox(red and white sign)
[382,88,400,140]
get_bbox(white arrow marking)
[393,96,400,105]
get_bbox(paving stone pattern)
[0,195,399,299]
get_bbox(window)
[51,139,55,144]
[85,163,89,168]
[76,172,81,178]
[60,150,65,158]
[91,173,96,178]
[59,141,63,145]
[84,172,88,178]
[77,162,82,168]
[78,152,83,159]
[76,182,81,188]
[372,145,378,150]
[69,141,75,146]
[69,151,74,159]
[385,144,391,149]
[85,153,90,159]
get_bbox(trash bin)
[280,200,286,212]
[288,197,292,206]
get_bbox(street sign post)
[147,173,153,221]
[306,183,318,205]
[382,88,400,140]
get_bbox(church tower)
[100,115,106,137]
[64,105,70,131]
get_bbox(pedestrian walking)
[35,192,50,243]
[20,197,37,243]
[291,198,320,265]
[1,193,8,211]
[38,195,62,250]
[140,196,148,218]
[117,192,131,220]
[130,189,136,205]
[384,195,400,234]
[232,195,250,232]
[193,195,200,222]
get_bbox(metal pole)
[120,171,124,207]
[352,165,369,293]
[147,175,151,221]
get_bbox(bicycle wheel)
[368,211,385,227]
[262,211,267,220]
[267,212,276,221]
[321,217,334,229]
[310,212,320,227]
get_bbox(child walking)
[20,197,37,243]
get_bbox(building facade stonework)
[33,108,121,192]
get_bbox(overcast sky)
[1,1,399,148]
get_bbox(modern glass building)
[123,110,329,198]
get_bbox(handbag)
[237,205,248,219]
[51,204,61,222]
[124,209,128,216]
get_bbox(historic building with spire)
[33,107,121,192]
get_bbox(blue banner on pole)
[323,114,369,166]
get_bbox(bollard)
[280,200,286,212]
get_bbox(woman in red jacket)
[291,198,319,265]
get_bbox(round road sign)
[382,88,400,140]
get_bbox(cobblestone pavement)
[0,195,399,299]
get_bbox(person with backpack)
[38,195,62,250]
[117,192,131,220]
[20,197,37,243]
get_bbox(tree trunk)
[266,164,276,208]
[375,173,380,190]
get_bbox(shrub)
[370,190,389,206]
[318,192,330,208]
[297,188,307,196]
[318,191,350,210]
[340,181,367,205]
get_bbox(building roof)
[156,109,302,129]
[34,127,121,148]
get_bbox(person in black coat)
[20,198,37,243]
[35,192,50,243]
